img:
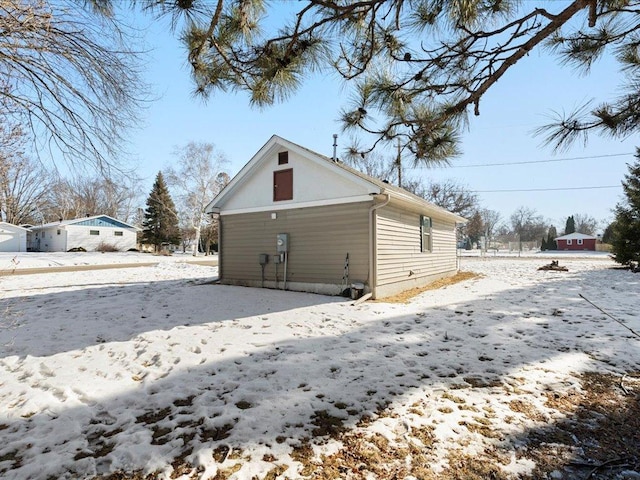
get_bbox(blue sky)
[125,5,637,232]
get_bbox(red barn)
[555,232,597,251]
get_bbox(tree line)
[140,142,229,255]
[0,134,230,255]
[343,150,607,253]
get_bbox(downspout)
[218,215,223,282]
[368,192,391,299]
[209,209,222,281]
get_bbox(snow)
[1,252,638,479]
[0,251,213,271]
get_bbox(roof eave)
[382,189,467,223]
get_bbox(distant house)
[555,232,597,251]
[0,222,29,252]
[205,135,466,299]
[28,215,139,252]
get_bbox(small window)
[273,168,293,201]
[278,151,289,165]
[420,215,432,252]
[90,230,100,236]
[577,238,583,245]
[57,230,61,235]
[114,231,123,237]
[566,239,572,245]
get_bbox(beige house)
[205,135,466,299]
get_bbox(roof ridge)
[279,136,466,221]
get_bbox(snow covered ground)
[0,253,638,479]
[0,251,216,271]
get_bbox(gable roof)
[555,232,597,241]
[207,135,466,223]
[30,215,139,231]
[0,222,30,232]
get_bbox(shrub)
[96,242,119,252]
[67,246,86,252]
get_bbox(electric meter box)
[276,233,289,253]
[259,254,269,265]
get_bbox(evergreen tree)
[540,237,547,251]
[142,172,181,252]
[602,222,615,244]
[611,150,640,267]
[546,225,558,250]
[564,216,576,235]
[134,1,640,160]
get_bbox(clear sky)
[123,4,637,232]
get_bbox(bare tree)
[420,179,479,219]
[573,213,599,235]
[0,155,51,224]
[510,206,547,252]
[43,174,142,222]
[481,209,501,250]
[342,150,396,183]
[0,116,51,224]
[344,152,480,225]
[165,142,229,256]
[0,1,146,171]
[461,210,482,249]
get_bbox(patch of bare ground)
[89,371,640,480]
[522,371,640,479]
[376,271,481,303]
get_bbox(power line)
[407,152,633,169]
[474,185,621,193]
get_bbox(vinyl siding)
[221,202,371,290]
[375,203,458,297]
[0,223,27,252]
[66,226,137,252]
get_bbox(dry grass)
[376,271,481,303]
[86,371,640,480]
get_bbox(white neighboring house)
[29,215,139,252]
[0,222,29,252]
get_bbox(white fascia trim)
[219,195,374,216]
[207,135,382,212]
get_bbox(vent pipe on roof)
[332,134,338,162]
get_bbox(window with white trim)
[577,238,583,245]
[90,230,99,236]
[567,239,572,245]
[420,215,432,252]
[114,231,123,236]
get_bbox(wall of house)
[220,201,371,295]
[66,226,137,251]
[0,224,27,252]
[35,228,67,252]
[375,203,458,299]
[557,239,596,251]
[222,147,377,212]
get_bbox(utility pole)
[396,138,402,188]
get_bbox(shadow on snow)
[0,262,638,479]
